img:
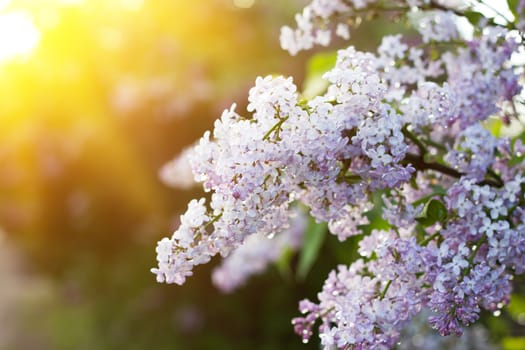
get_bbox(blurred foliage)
[297,218,327,281]
[0,0,307,273]
[0,1,335,349]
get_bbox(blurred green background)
[0,0,523,349]
[0,1,328,349]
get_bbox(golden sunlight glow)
[0,0,10,11]
[233,0,255,9]
[56,0,86,6]
[121,0,143,11]
[0,10,40,62]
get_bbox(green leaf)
[508,0,519,21]
[275,246,294,281]
[509,154,525,167]
[329,233,361,265]
[411,187,446,207]
[503,337,525,350]
[463,10,484,26]
[516,129,525,144]
[506,293,525,321]
[429,47,440,61]
[296,217,327,280]
[509,131,525,166]
[306,51,338,78]
[361,190,390,235]
[484,116,503,137]
[302,51,338,99]
[415,199,447,227]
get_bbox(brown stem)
[403,153,462,178]
[402,153,503,188]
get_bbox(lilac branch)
[402,153,503,188]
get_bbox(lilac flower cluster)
[424,178,524,336]
[280,0,352,55]
[154,1,525,349]
[280,1,465,56]
[152,49,422,286]
[293,177,525,347]
[293,230,430,349]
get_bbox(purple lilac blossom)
[154,1,525,349]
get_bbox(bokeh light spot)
[233,0,255,9]
[0,11,40,62]
[0,0,10,11]
[121,0,144,11]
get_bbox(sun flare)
[0,10,40,62]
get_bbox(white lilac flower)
[294,231,431,348]
[159,146,197,190]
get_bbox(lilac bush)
[153,1,525,348]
